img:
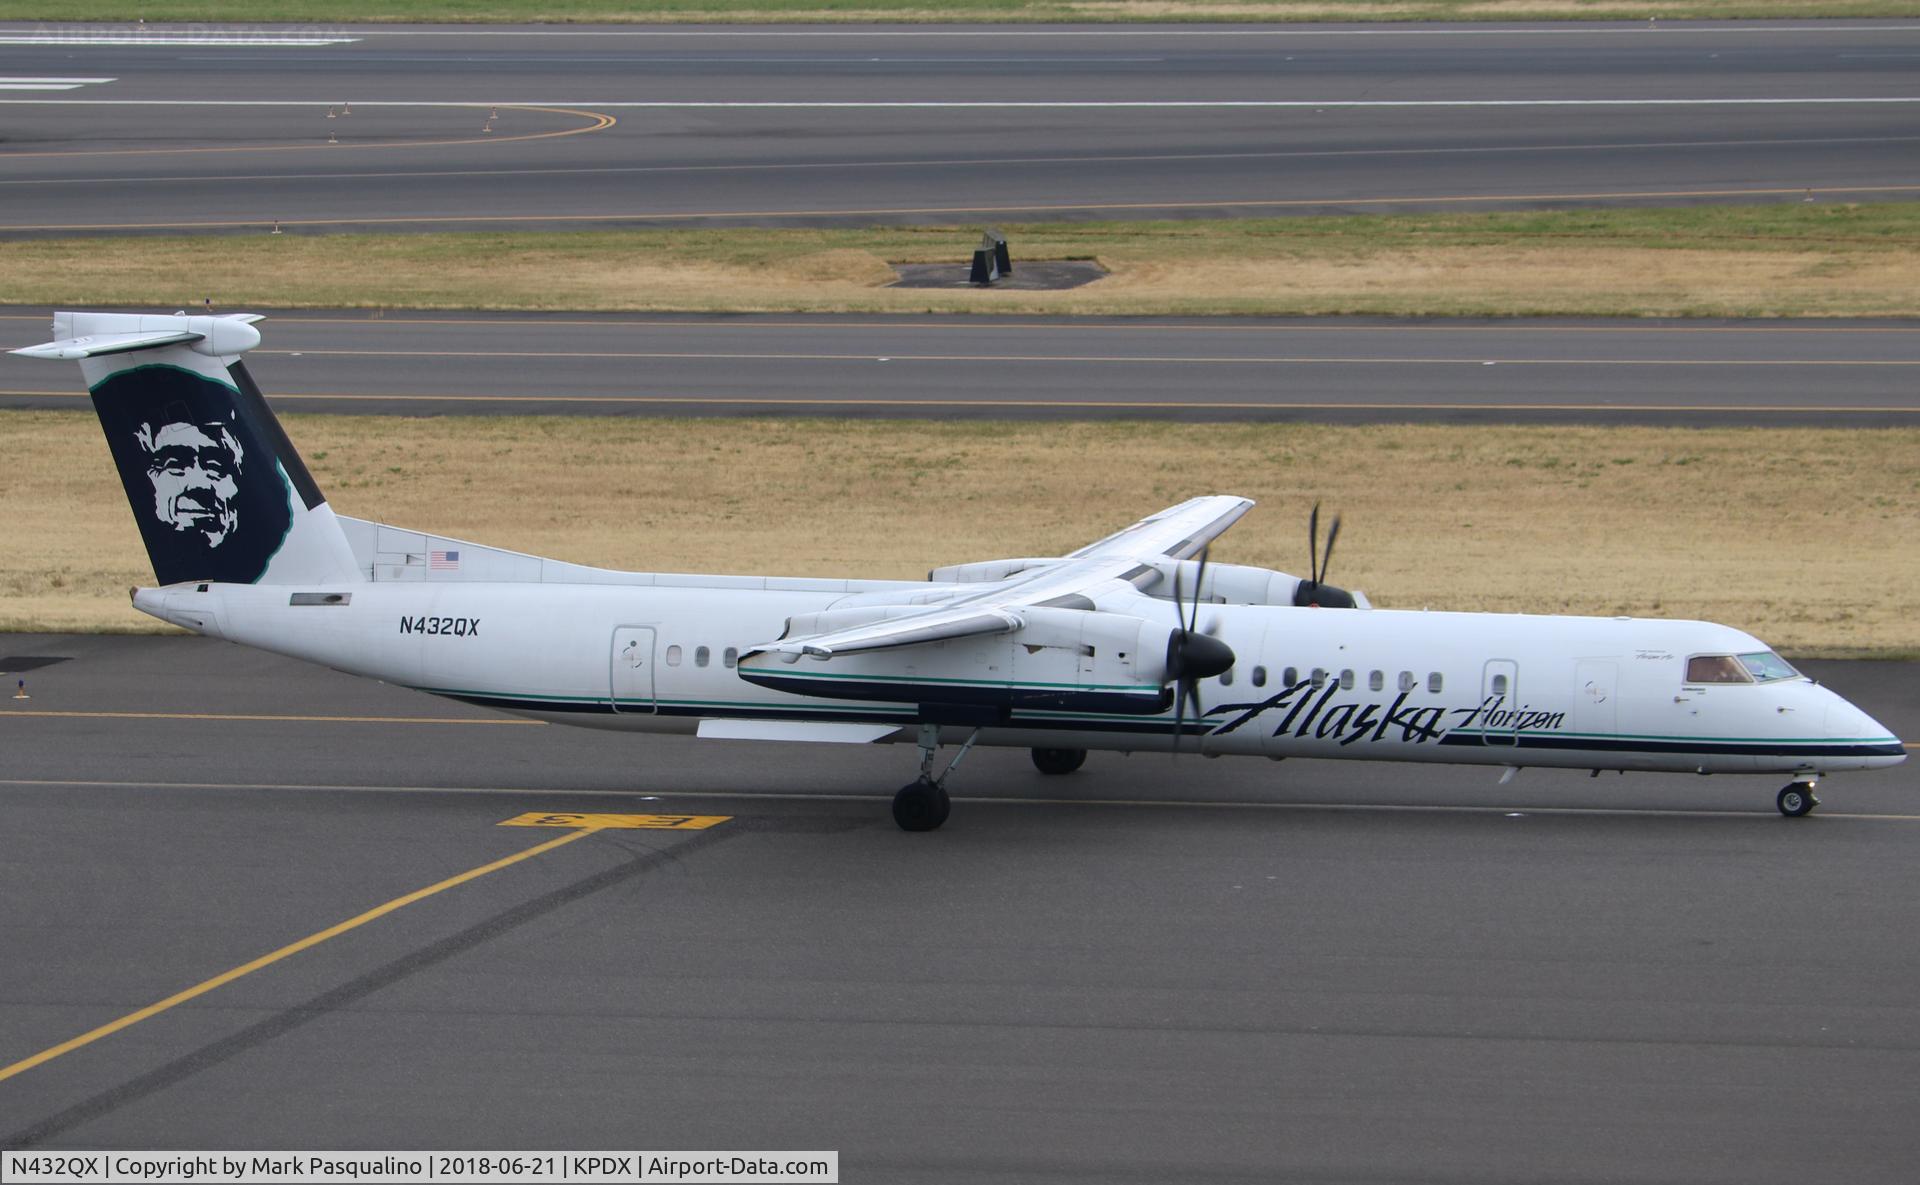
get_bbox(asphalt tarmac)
[6,307,1919,424]
[1,635,1915,1178]
[2,22,1918,234]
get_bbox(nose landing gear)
[1777,780,1820,818]
[893,723,981,832]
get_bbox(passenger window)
[1311,668,1327,689]
[723,647,738,669]
[1686,654,1752,684]
[1368,670,1384,692]
[665,645,682,667]
[1284,666,1298,687]
[695,645,710,668]
[1251,665,1267,688]
[1491,673,1508,696]
[1399,671,1415,693]
[1220,667,1234,686]
[1339,669,1354,690]
[1428,672,1444,694]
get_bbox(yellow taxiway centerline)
[1,389,1912,414]
[0,105,614,160]
[0,824,603,1085]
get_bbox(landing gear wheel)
[892,778,951,832]
[1777,782,1819,818]
[1031,747,1088,776]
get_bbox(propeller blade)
[1172,675,1189,754]
[1320,514,1342,585]
[1307,501,1321,590]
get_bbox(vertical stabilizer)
[12,311,361,586]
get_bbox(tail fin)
[13,311,361,586]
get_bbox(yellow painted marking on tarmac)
[1,708,543,725]
[0,105,614,159]
[499,811,730,829]
[1,389,1912,415]
[11,133,1912,188]
[6,181,1919,232]
[0,825,601,1085]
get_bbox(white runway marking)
[0,77,113,91]
[2,97,1916,108]
[0,34,358,46]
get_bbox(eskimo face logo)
[136,418,246,548]
[90,365,294,586]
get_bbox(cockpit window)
[1738,651,1799,682]
[1685,655,1752,684]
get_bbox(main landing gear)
[1031,747,1087,775]
[894,723,982,832]
[1777,780,1820,818]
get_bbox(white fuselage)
[136,576,1905,779]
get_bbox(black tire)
[892,780,950,831]
[1031,747,1088,776]
[1777,783,1816,818]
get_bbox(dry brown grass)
[6,412,1916,655]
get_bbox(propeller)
[1292,500,1356,608]
[1167,545,1235,752]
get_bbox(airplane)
[14,310,1905,830]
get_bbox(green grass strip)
[9,203,1920,319]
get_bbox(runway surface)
[2,22,1919,234]
[1,634,1915,1177]
[5,306,1918,424]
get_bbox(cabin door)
[610,626,657,714]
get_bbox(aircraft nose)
[1826,696,1906,762]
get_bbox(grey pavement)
[0,635,1915,1179]
[6,308,1918,424]
[1,22,1917,233]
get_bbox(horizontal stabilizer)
[10,312,263,361]
[12,330,203,360]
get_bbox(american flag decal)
[429,549,460,570]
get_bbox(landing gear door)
[1481,658,1519,746]
[611,626,657,714]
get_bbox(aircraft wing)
[750,495,1253,659]
[1066,494,1254,562]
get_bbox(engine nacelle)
[1141,559,1369,609]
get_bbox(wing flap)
[758,606,1023,658]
